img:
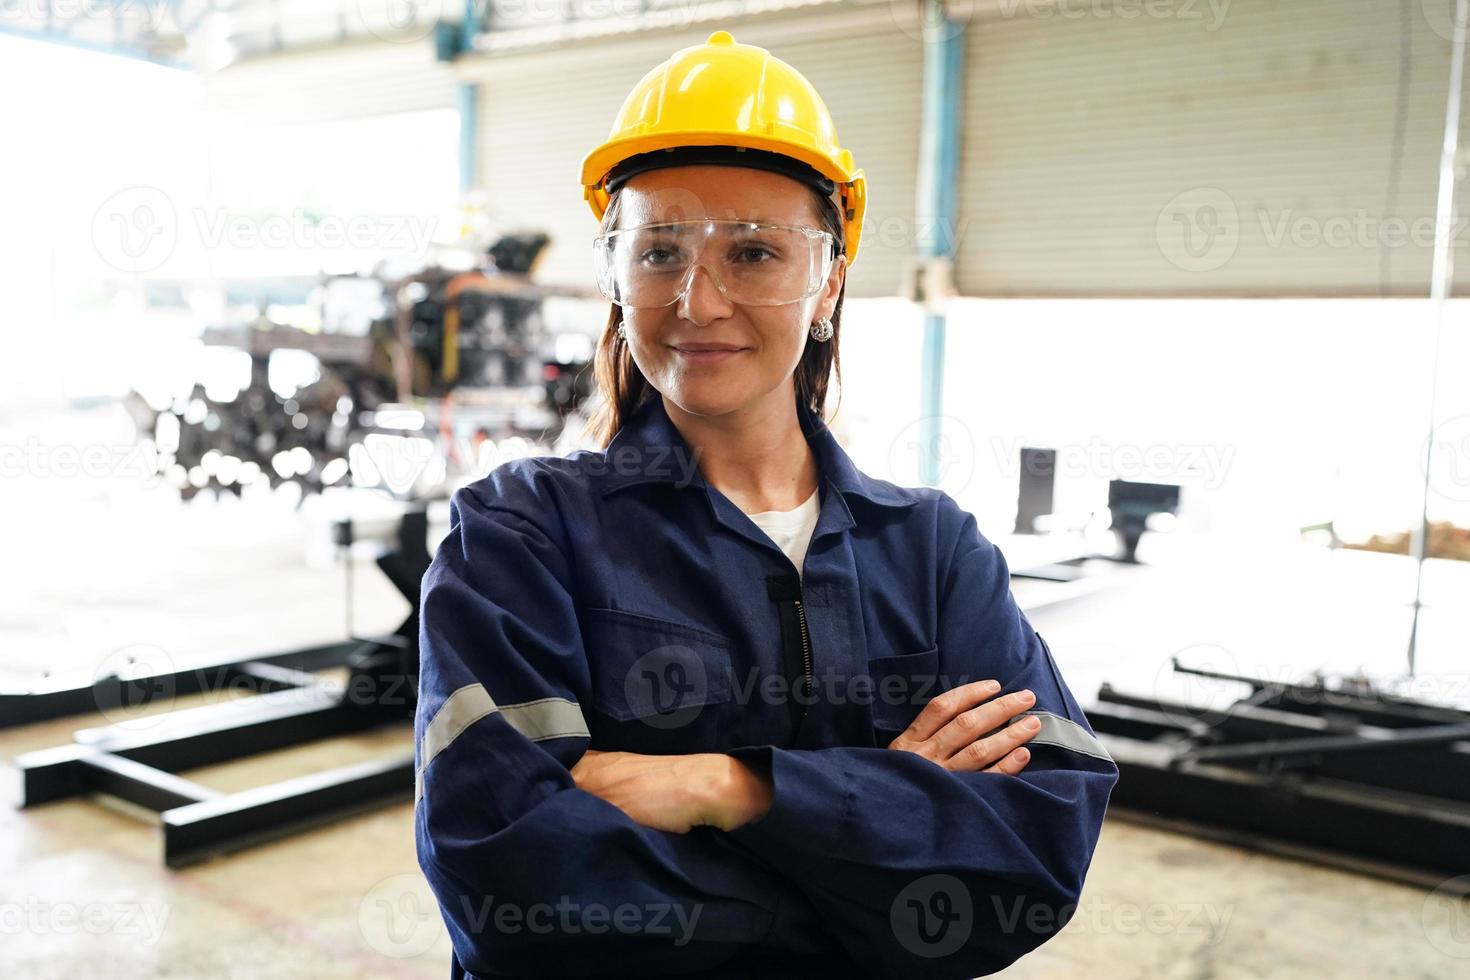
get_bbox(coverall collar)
[599,390,921,547]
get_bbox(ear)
[814,252,847,322]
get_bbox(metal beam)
[1100,733,1470,884]
[0,639,360,730]
[78,752,220,812]
[1180,723,1470,765]
[0,24,185,69]
[162,754,414,868]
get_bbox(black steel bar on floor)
[1097,683,1470,800]
[1168,657,1470,726]
[162,754,414,869]
[1179,722,1470,764]
[10,505,430,866]
[79,752,222,811]
[1097,725,1470,882]
[1089,663,1470,884]
[14,679,415,866]
[15,671,394,807]
[0,639,361,730]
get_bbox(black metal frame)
[1,640,360,731]
[12,507,430,868]
[1091,660,1470,888]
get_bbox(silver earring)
[810,317,833,342]
[617,323,628,342]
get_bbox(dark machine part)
[1107,479,1180,563]
[404,235,554,397]
[487,231,551,275]
[1090,660,1470,889]
[543,357,595,420]
[413,287,545,392]
[1014,447,1056,535]
[12,506,432,867]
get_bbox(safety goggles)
[592,218,835,309]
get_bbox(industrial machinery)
[1091,659,1470,889]
[124,230,596,504]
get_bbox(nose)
[674,262,734,325]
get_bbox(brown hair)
[581,181,847,449]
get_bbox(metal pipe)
[916,0,965,486]
[1408,0,1470,673]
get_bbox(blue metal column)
[456,1,481,194]
[915,1,966,487]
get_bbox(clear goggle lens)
[592,219,834,309]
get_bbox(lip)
[670,345,748,363]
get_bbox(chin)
[665,382,750,419]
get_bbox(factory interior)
[3,0,1470,977]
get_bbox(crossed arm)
[569,680,1045,834]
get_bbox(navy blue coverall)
[414,392,1117,979]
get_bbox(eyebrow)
[631,220,793,233]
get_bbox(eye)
[734,245,777,264]
[638,247,681,268]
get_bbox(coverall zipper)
[794,596,813,705]
[766,571,813,737]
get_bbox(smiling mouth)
[670,346,748,360]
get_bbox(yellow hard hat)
[579,30,868,266]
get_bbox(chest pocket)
[582,607,734,726]
[865,645,941,738]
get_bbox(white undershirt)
[745,486,821,578]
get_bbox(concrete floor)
[3,408,1468,978]
[3,715,1463,979]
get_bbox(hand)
[885,680,1040,775]
[570,750,773,834]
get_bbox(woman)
[415,30,1116,980]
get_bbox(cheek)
[775,326,810,370]
[622,314,664,360]
[750,318,808,366]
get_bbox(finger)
[930,689,1037,761]
[894,679,1002,746]
[982,746,1032,776]
[945,712,1042,773]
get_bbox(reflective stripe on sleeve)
[1014,709,1114,763]
[416,684,590,803]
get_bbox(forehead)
[617,165,823,228]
